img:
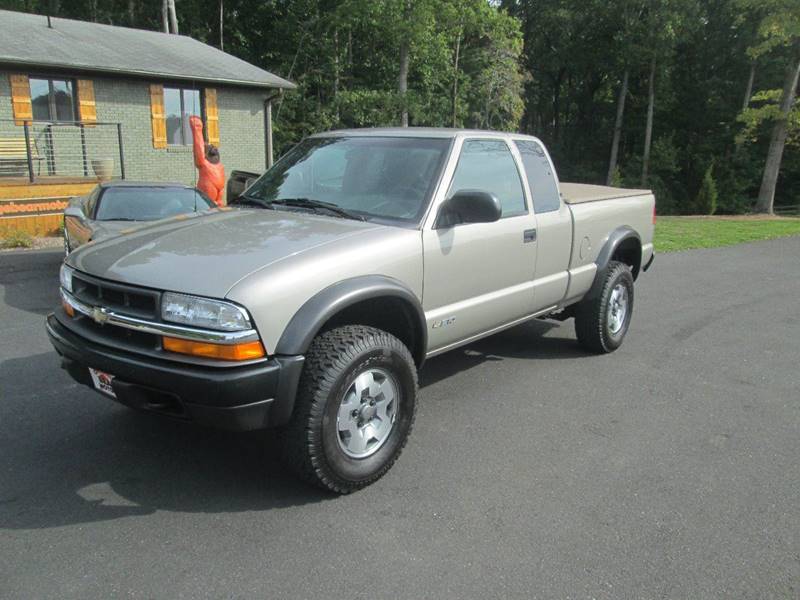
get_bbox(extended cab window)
[448,139,526,218]
[514,140,561,214]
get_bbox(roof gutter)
[264,90,283,169]
[0,58,297,90]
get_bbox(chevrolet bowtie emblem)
[92,306,110,325]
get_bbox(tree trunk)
[397,0,412,126]
[742,62,756,110]
[275,30,306,121]
[219,0,223,50]
[348,29,353,70]
[452,28,461,128]
[398,40,409,127]
[551,68,565,142]
[127,0,135,25]
[606,68,629,185]
[641,57,656,187]
[167,0,179,34]
[755,49,800,214]
[162,0,169,33]
[333,28,340,122]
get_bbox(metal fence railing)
[774,205,800,216]
[0,119,125,182]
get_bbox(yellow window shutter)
[205,88,220,146]
[77,79,97,125]
[9,74,33,125]
[149,84,167,149]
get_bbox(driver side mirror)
[64,205,85,221]
[434,189,502,229]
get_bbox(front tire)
[574,260,634,353]
[280,325,418,493]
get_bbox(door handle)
[523,228,537,243]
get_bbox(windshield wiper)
[234,194,273,209]
[270,198,366,221]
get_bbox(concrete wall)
[1,71,269,186]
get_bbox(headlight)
[60,264,74,293]
[161,292,253,331]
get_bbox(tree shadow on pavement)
[0,249,63,317]
[0,351,334,531]
[420,318,589,388]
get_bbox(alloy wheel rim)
[336,368,398,458]
[607,283,628,334]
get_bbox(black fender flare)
[274,275,427,365]
[586,226,641,300]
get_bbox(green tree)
[737,0,800,213]
[693,162,718,215]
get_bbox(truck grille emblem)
[92,306,110,325]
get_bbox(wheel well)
[321,296,425,366]
[612,237,642,280]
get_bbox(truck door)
[513,139,572,311]
[423,138,538,353]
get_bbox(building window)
[29,77,76,122]
[164,87,202,145]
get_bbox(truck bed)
[560,183,652,204]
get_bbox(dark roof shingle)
[0,10,295,90]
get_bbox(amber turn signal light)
[62,299,75,317]
[162,337,266,361]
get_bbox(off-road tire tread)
[574,260,633,353]
[280,325,418,494]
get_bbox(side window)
[514,140,561,214]
[449,139,526,218]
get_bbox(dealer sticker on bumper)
[89,368,116,398]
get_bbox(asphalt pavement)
[1,238,798,599]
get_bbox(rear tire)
[574,260,634,353]
[280,325,418,494]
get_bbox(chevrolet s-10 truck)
[47,128,655,493]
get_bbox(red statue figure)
[189,115,225,206]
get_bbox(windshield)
[94,187,214,221]
[242,136,451,224]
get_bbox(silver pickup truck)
[47,128,655,493]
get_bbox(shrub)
[609,165,623,188]
[0,230,34,249]
[694,163,718,215]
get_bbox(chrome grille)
[71,272,159,320]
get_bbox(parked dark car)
[63,181,216,254]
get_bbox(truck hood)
[67,208,383,297]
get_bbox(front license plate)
[89,368,116,398]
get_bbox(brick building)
[0,9,294,235]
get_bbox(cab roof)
[311,127,542,141]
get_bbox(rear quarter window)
[514,140,561,214]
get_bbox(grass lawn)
[655,216,800,252]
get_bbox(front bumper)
[46,313,304,431]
